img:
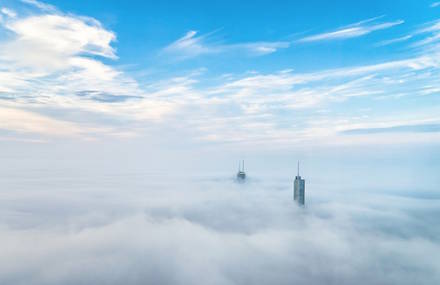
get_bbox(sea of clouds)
[0,169,439,285]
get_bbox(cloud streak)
[340,123,440,135]
[21,0,57,12]
[299,17,404,43]
[1,7,17,18]
[164,30,290,59]
[374,34,413,47]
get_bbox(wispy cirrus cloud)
[431,2,440,8]
[149,51,440,146]
[412,20,440,53]
[1,7,16,18]
[298,17,404,43]
[20,0,57,12]
[340,122,440,135]
[163,30,290,59]
[375,35,413,47]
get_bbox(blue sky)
[33,0,439,72]
[0,0,440,152]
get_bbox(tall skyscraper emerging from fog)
[293,161,305,206]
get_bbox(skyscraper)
[237,160,246,180]
[293,161,305,206]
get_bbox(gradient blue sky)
[0,0,440,170]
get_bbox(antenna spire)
[297,161,300,177]
[242,160,245,171]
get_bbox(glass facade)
[294,176,305,206]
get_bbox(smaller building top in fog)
[237,160,246,180]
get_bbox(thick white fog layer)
[1,152,439,285]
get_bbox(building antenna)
[297,160,300,177]
[242,160,245,172]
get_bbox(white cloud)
[412,20,440,53]
[232,41,290,56]
[1,13,117,72]
[375,35,412,47]
[164,30,215,58]
[299,18,404,43]
[1,7,17,18]
[177,52,440,145]
[431,2,440,8]
[164,30,289,59]
[0,106,94,138]
[21,0,57,12]
[0,2,179,140]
